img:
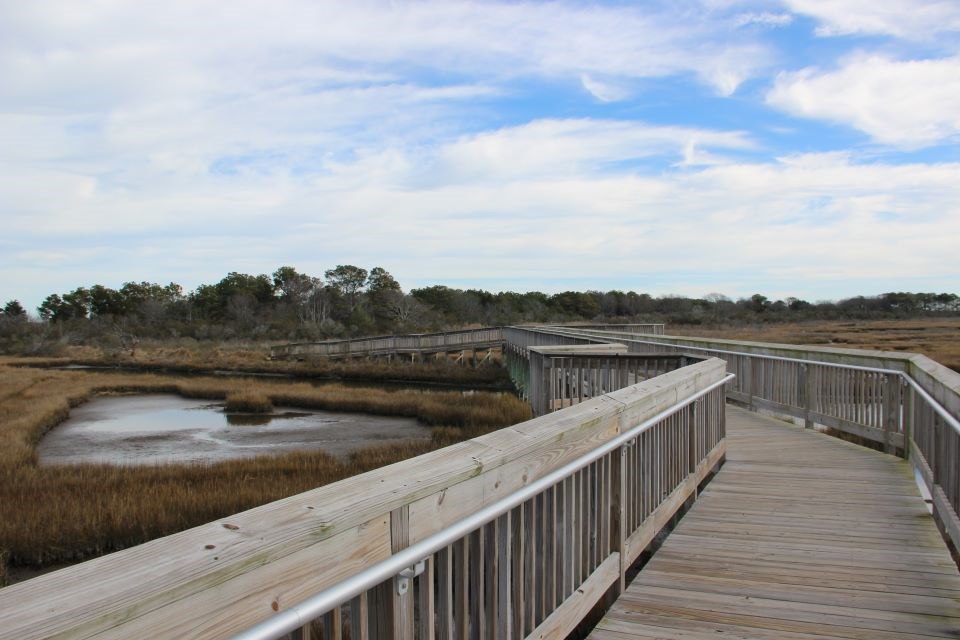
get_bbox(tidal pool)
[37,394,431,466]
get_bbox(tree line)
[1,265,957,350]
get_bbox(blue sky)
[1,0,958,312]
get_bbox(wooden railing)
[535,325,960,552]
[563,323,664,335]
[503,326,703,414]
[0,355,728,640]
[269,325,663,360]
[270,328,504,359]
[530,350,702,417]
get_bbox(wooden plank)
[415,556,434,640]
[525,554,620,640]
[623,441,725,564]
[497,512,512,640]
[468,528,484,640]
[349,593,368,640]
[454,538,469,640]
[435,547,453,640]
[588,406,960,640]
[396,506,415,638]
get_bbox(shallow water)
[37,394,431,466]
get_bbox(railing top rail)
[273,327,505,350]
[546,327,906,372]
[232,370,735,640]
[533,326,960,436]
[529,343,627,355]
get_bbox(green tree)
[550,291,600,319]
[61,287,91,319]
[366,267,402,329]
[2,300,26,318]
[749,294,770,314]
[324,265,368,316]
[272,266,312,303]
[89,285,125,317]
[37,294,64,321]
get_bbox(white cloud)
[734,12,794,28]
[767,55,960,147]
[783,0,960,40]
[427,119,754,183]
[579,75,630,102]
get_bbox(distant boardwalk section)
[270,325,666,364]
[270,327,506,363]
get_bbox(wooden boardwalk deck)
[590,406,960,640]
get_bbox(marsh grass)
[224,390,274,413]
[670,318,960,373]
[0,364,530,574]
[4,341,513,388]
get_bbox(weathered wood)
[468,527,484,640]
[589,406,960,640]
[454,538,469,640]
[349,594,368,640]
[624,441,725,565]
[416,556,434,640]
[525,554,620,640]
[497,511,512,640]
[435,547,452,640]
[320,607,341,640]
[382,505,412,640]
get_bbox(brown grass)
[669,318,960,372]
[4,341,513,388]
[0,364,531,575]
[224,390,274,413]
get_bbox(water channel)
[37,394,431,466]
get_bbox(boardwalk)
[591,406,960,640]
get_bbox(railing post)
[688,402,697,475]
[800,363,813,429]
[882,374,900,456]
[743,356,754,410]
[902,377,912,461]
[611,444,627,594]
[369,506,413,639]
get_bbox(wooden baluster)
[612,444,626,594]
[349,593,369,640]
[436,547,453,640]
[468,527,484,640]
[417,557,435,640]
[497,511,513,640]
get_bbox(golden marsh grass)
[224,390,274,413]
[670,318,960,372]
[0,364,531,581]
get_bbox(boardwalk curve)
[590,406,960,639]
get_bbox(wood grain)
[589,406,960,639]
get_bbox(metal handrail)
[545,327,960,436]
[231,372,735,640]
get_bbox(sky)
[1,0,959,312]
